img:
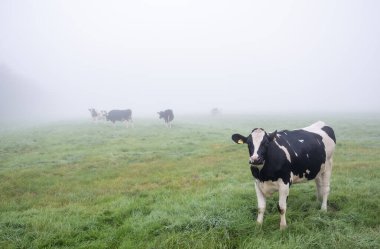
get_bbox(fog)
[1,0,379,122]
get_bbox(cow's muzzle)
[249,156,264,165]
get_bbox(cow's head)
[157,111,164,119]
[232,128,277,166]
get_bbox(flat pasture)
[0,114,379,248]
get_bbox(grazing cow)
[231,121,336,229]
[106,109,133,127]
[158,109,174,128]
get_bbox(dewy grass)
[0,114,379,248]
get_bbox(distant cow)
[106,109,133,127]
[158,109,174,128]
[88,108,107,122]
[211,108,221,116]
[231,121,336,229]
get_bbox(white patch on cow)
[306,153,309,159]
[299,139,304,143]
[306,169,310,174]
[274,141,291,163]
[295,152,298,157]
[284,132,288,135]
[257,179,281,197]
[254,163,265,171]
[251,129,265,159]
[303,121,325,130]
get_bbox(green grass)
[0,114,379,248]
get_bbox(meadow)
[0,114,379,249]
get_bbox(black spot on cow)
[321,126,336,143]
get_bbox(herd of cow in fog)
[88,108,174,128]
[88,107,221,128]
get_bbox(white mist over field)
[0,0,379,121]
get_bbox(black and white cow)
[106,109,133,127]
[158,109,174,128]
[232,121,336,229]
[88,108,98,121]
[88,108,107,122]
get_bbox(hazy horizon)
[1,0,379,121]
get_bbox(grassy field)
[0,114,379,249]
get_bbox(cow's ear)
[232,134,247,144]
[268,130,277,141]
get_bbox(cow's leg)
[278,180,289,230]
[320,158,333,211]
[254,181,266,224]
[315,174,323,203]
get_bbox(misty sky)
[1,0,379,120]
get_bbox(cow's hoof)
[256,218,264,225]
[280,224,287,230]
[255,222,263,230]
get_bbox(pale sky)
[0,0,379,120]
